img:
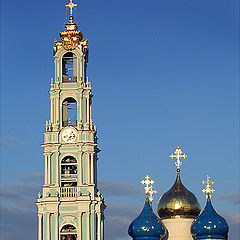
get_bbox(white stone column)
[56,95,59,124]
[86,153,90,184]
[50,97,53,123]
[78,152,82,185]
[86,212,90,240]
[46,213,50,240]
[79,93,83,125]
[90,153,94,184]
[54,213,58,240]
[55,151,59,186]
[44,154,48,185]
[78,212,82,240]
[47,154,51,185]
[86,96,89,124]
[97,212,101,240]
[38,213,43,240]
[101,217,104,240]
[89,96,92,123]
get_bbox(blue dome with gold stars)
[191,197,229,239]
[128,197,168,240]
[191,175,229,240]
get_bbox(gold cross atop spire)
[66,0,77,16]
[202,175,215,198]
[170,146,187,170]
[141,175,154,195]
[148,186,158,203]
[141,175,157,202]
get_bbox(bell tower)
[36,1,106,240]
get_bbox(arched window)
[62,97,77,127]
[61,156,77,187]
[62,52,77,83]
[60,225,77,240]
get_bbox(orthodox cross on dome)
[141,175,154,195]
[170,146,187,170]
[148,185,158,203]
[202,175,215,198]
[66,0,77,16]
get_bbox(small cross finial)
[202,175,215,198]
[66,0,77,16]
[170,146,187,170]
[141,175,154,195]
[148,185,158,203]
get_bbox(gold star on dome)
[141,175,154,195]
[66,0,77,16]
[202,175,215,198]
[170,146,187,170]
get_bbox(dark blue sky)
[1,0,239,239]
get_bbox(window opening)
[61,156,77,187]
[60,225,77,240]
[62,98,77,127]
[62,52,77,83]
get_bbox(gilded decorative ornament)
[53,0,88,55]
[202,175,215,198]
[141,175,157,202]
[170,146,187,170]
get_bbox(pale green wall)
[59,213,79,227]
[43,214,47,240]
[90,210,95,240]
[59,206,78,211]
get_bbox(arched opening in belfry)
[60,224,77,240]
[62,97,77,127]
[62,52,77,83]
[61,156,77,187]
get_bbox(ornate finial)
[202,175,215,198]
[148,185,158,203]
[170,146,187,170]
[141,175,154,195]
[66,0,77,16]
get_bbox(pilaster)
[46,212,50,240]
[38,213,43,240]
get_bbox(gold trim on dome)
[170,146,187,170]
[202,175,215,198]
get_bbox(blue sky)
[0,0,239,239]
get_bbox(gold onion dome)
[157,169,201,219]
[157,147,201,219]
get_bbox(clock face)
[62,128,77,143]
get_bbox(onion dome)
[128,175,168,240]
[157,147,201,219]
[191,176,229,240]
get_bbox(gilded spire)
[141,175,157,202]
[170,146,187,171]
[66,0,77,16]
[202,175,215,198]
